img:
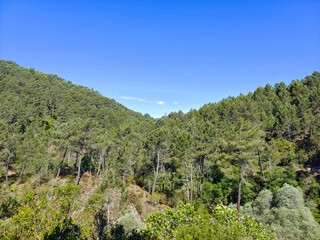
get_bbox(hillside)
[0,60,154,185]
[0,60,320,239]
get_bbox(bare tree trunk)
[190,163,193,202]
[258,149,265,181]
[162,165,166,191]
[67,149,71,166]
[74,151,79,169]
[151,149,160,195]
[90,151,94,175]
[76,151,82,185]
[5,155,11,188]
[15,162,25,186]
[97,153,102,175]
[268,157,273,177]
[237,165,243,213]
[97,149,106,175]
[199,165,204,197]
[186,163,189,201]
[56,147,68,180]
[196,165,200,197]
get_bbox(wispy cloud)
[173,101,178,105]
[119,96,167,106]
[120,96,152,103]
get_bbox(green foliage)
[143,203,275,240]
[115,210,145,233]
[87,193,106,210]
[98,171,126,193]
[143,203,204,239]
[43,218,82,240]
[210,205,275,240]
[0,190,20,218]
[1,60,320,238]
[241,184,320,240]
[135,200,143,215]
[0,184,82,239]
[148,192,167,206]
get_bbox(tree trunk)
[97,149,105,175]
[90,151,94,175]
[199,165,204,197]
[258,149,265,181]
[185,163,189,201]
[56,147,68,180]
[15,162,25,186]
[37,168,41,186]
[190,163,193,202]
[237,165,243,213]
[162,165,166,191]
[67,149,71,166]
[268,157,273,177]
[151,149,160,195]
[74,151,79,169]
[76,152,82,185]
[97,153,102,175]
[5,155,11,188]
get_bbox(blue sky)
[1,0,319,118]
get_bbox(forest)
[0,59,320,239]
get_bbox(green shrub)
[98,171,125,193]
[0,184,82,239]
[148,192,166,206]
[241,184,320,240]
[87,193,106,209]
[116,210,145,233]
[135,200,143,215]
[0,191,20,218]
[43,218,82,240]
[143,203,276,240]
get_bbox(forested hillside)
[1,60,320,239]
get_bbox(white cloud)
[173,101,178,105]
[120,97,167,105]
[120,96,152,103]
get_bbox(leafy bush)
[87,193,106,209]
[143,203,275,240]
[0,184,83,239]
[135,200,143,215]
[115,210,145,233]
[43,218,82,240]
[148,192,166,206]
[143,203,203,239]
[0,191,20,218]
[128,190,139,204]
[98,171,125,193]
[241,184,320,240]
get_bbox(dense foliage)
[143,203,276,240]
[238,184,320,239]
[1,60,320,238]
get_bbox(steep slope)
[0,60,154,186]
[0,60,151,128]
